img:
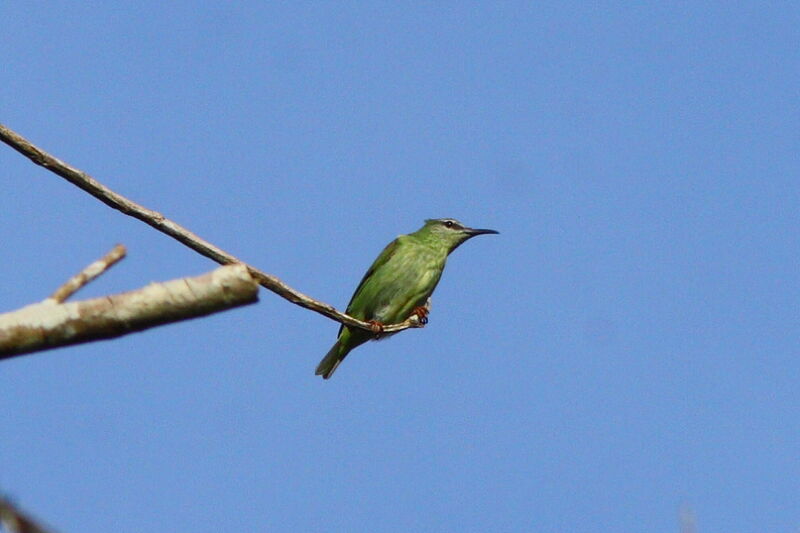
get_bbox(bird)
[316,218,498,379]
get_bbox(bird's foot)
[367,320,384,338]
[412,306,429,325]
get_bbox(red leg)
[367,320,384,337]
[412,306,429,325]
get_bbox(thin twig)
[48,244,127,303]
[0,124,423,334]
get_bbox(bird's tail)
[315,340,346,379]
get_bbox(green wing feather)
[316,239,401,379]
[338,238,400,336]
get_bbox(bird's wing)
[339,237,400,336]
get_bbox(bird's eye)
[444,220,454,228]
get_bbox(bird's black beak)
[465,227,499,236]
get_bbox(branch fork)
[0,246,259,360]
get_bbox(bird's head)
[421,218,499,252]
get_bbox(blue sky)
[1,2,798,532]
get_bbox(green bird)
[316,218,498,379]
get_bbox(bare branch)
[0,496,56,533]
[0,123,422,334]
[0,264,259,361]
[48,244,127,303]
